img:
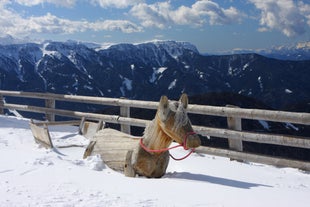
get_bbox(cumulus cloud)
[130,0,243,29]
[0,2,142,36]
[249,0,310,36]
[15,0,77,8]
[90,0,143,8]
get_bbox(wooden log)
[2,103,150,127]
[196,146,310,171]
[86,128,140,172]
[193,125,310,149]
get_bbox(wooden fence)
[0,90,310,170]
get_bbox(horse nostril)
[186,134,201,148]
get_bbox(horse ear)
[158,95,169,121]
[159,95,169,109]
[179,93,188,109]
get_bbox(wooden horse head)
[157,93,201,149]
[143,94,201,151]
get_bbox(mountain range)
[208,42,310,61]
[0,40,309,112]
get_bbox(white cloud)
[0,3,142,37]
[90,0,143,8]
[249,0,310,36]
[130,0,243,29]
[15,0,77,8]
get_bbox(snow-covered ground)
[0,115,309,207]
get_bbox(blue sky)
[0,0,309,53]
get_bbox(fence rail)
[0,90,310,170]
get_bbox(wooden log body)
[86,128,140,172]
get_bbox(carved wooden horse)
[84,94,201,178]
[129,94,201,177]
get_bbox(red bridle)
[139,131,197,161]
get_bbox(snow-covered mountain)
[0,40,309,110]
[217,42,310,61]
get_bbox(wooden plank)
[45,98,55,121]
[196,146,310,171]
[227,105,243,152]
[79,119,104,139]
[188,104,310,125]
[120,101,131,134]
[29,120,53,148]
[34,120,81,126]
[2,103,150,127]
[193,125,310,149]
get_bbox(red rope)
[139,131,196,161]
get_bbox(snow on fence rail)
[0,90,310,170]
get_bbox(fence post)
[0,94,4,115]
[45,98,55,121]
[120,98,131,134]
[226,105,243,152]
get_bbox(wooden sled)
[83,94,201,178]
[83,128,140,174]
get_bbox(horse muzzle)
[185,133,201,149]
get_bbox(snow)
[285,88,293,94]
[285,122,299,131]
[0,115,309,207]
[258,120,270,130]
[150,67,167,83]
[168,79,177,90]
[257,76,263,91]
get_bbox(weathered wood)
[45,98,55,121]
[193,125,310,149]
[1,90,310,171]
[29,120,53,148]
[83,141,96,159]
[187,104,310,125]
[3,102,310,149]
[85,128,139,172]
[1,90,309,124]
[79,118,104,139]
[2,103,150,127]
[120,99,131,134]
[0,95,4,114]
[196,146,310,171]
[124,150,135,177]
[227,105,243,152]
[34,120,81,126]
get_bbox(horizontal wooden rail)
[3,103,149,127]
[196,146,310,171]
[193,126,310,149]
[0,90,309,125]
